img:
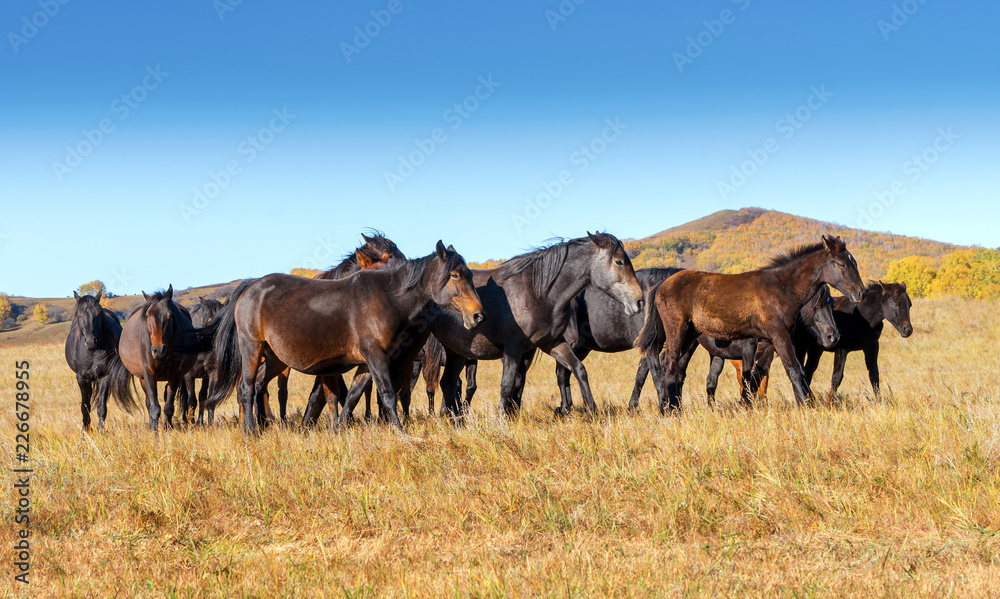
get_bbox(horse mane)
[498,235,612,298]
[315,232,404,280]
[138,291,190,320]
[763,242,825,270]
[72,294,102,319]
[396,250,464,296]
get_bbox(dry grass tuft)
[2,297,999,597]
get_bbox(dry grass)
[2,297,999,598]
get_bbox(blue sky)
[1,0,998,297]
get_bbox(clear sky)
[1,0,997,297]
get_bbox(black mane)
[499,234,619,298]
[763,242,825,270]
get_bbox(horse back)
[659,270,779,340]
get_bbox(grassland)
[1,297,999,597]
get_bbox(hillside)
[0,281,240,348]
[625,208,966,279]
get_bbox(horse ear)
[74,291,81,301]
[822,235,839,254]
[900,281,907,292]
[165,285,173,301]
[142,291,150,301]
[356,249,374,269]
[587,232,605,248]
[362,233,374,244]
[447,244,456,252]
[94,289,103,302]
[436,240,448,259]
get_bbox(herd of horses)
[64,232,914,434]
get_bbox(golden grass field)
[2,297,999,597]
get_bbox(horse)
[636,235,867,411]
[64,291,137,429]
[797,280,913,396]
[207,241,484,433]
[429,232,644,418]
[687,284,839,405]
[178,297,225,425]
[117,285,216,432]
[553,267,683,412]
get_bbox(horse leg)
[706,356,724,407]
[362,349,404,431]
[771,333,812,405]
[510,351,535,413]
[750,342,775,401]
[830,349,849,394]
[163,377,182,430]
[77,375,93,431]
[95,377,110,430]
[729,360,744,395]
[676,339,698,402]
[302,376,327,427]
[660,319,696,414]
[803,346,823,387]
[277,367,290,423]
[421,349,439,416]
[464,360,478,406]
[739,341,759,406]
[546,341,597,417]
[236,342,265,434]
[864,343,881,397]
[440,354,466,418]
[626,357,649,412]
[183,373,197,425]
[498,349,524,417]
[141,372,161,433]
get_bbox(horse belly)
[690,304,758,341]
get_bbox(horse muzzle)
[899,324,914,338]
[822,331,841,349]
[462,310,485,330]
[622,298,643,317]
[151,345,167,359]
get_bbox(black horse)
[64,291,137,429]
[554,267,683,412]
[691,284,840,405]
[430,232,644,418]
[796,281,913,395]
[180,297,225,425]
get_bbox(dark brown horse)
[65,291,137,429]
[636,236,867,411]
[180,297,224,425]
[117,285,215,432]
[797,280,913,395]
[430,232,644,418]
[207,242,484,433]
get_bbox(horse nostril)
[474,312,485,324]
[637,299,645,311]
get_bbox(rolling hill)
[624,207,966,279]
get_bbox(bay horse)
[64,291,137,429]
[180,297,224,425]
[636,235,867,411]
[207,241,483,433]
[430,232,644,418]
[797,280,913,395]
[117,285,215,432]
[554,267,683,412]
[687,284,839,405]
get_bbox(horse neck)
[856,290,886,326]
[543,249,592,310]
[389,263,437,321]
[770,250,828,303]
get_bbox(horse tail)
[107,353,138,413]
[175,318,218,355]
[634,280,665,358]
[205,279,254,410]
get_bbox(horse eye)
[450,272,460,280]
[615,259,624,266]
